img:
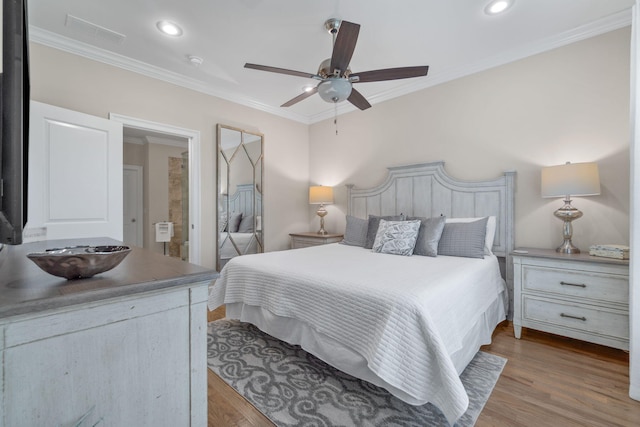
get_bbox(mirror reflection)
[217,124,263,271]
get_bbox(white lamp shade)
[541,162,601,198]
[309,186,334,204]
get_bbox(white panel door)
[28,101,123,240]
[123,165,143,247]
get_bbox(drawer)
[292,239,322,249]
[522,295,629,340]
[522,265,628,305]
[291,235,343,249]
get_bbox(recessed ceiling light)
[484,0,513,15]
[303,85,315,93]
[156,20,183,37]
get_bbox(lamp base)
[553,198,583,254]
[556,239,580,254]
[316,205,328,235]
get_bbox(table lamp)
[541,161,600,254]
[309,186,334,235]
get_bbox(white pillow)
[445,216,496,255]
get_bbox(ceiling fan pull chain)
[334,102,339,135]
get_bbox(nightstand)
[513,248,629,350]
[289,232,343,249]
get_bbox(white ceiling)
[28,0,635,124]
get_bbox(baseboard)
[630,383,640,401]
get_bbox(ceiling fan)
[244,18,429,111]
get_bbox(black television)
[0,0,30,245]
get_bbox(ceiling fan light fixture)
[317,78,352,103]
[485,0,513,15]
[244,19,427,112]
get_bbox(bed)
[209,161,515,424]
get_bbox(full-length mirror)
[217,124,264,271]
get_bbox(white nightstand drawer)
[292,237,324,248]
[290,233,343,249]
[522,265,628,305]
[522,296,629,340]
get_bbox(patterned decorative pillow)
[341,215,369,247]
[372,219,421,256]
[408,216,446,257]
[365,214,404,249]
[438,217,488,259]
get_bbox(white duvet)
[208,243,506,424]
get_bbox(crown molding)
[123,135,188,148]
[308,9,633,123]
[30,8,631,126]
[29,26,312,125]
[145,135,188,148]
[123,136,144,145]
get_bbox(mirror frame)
[216,124,264,271]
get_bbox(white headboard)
[223,183,260,218]
[347,162,516,315]
[347,161,515,257]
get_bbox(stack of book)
[589,244,630,260]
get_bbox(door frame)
[123,164,144,247]
[110,114,201,265]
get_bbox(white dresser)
[0,238,218,426]
[513,248,629,350]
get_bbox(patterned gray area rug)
[207,319,506,427]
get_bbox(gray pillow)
[437,217,488,259]
[237,214,254,233]
[372,219,421,256]
[228,212,243,233]
[408,216,446,257]
[365,214,404,249]
[341,215,368,247]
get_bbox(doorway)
[123,164,143,247]
[110,114,201,265]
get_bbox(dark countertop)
[0,237,218,319]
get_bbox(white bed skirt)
[225,288,506,406]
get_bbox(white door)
[123,165,143,247]
[27,101,124,241]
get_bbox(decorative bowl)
[27,245,132,280]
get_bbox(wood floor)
[206,308,640,426]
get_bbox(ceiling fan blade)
[281,87,318,107]
[351,66,429,83]
[347,88,371,110]
[245,63,319,79]
[330,21,360,76]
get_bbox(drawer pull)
[560,313,587,321]
[560,281,586,288]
